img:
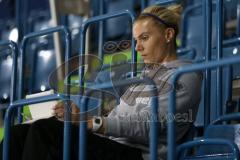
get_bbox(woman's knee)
[30,117,61,131]
[10,124,30,140]
[28,117,63,139]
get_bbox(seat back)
[200,124,239,154]
[181,4,218,61]
[177,138,240,160]
[183,153,236,160]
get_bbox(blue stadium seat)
[181,0,239,60]
[105,0,135,39]
[195,113,240,158]
[181,153,238,160]
[202,124,240,154]
[181,4,218,61]
[90,0,139,42]
[177,138,240,160]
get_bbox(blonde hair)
[136,4,182,36]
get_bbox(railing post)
[204,0,212,128]
[216,0,223,118]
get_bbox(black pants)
[0,117,143,160]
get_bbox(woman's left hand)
[52,101,65,121]
[53,101,80,121]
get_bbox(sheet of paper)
[26,90,58,120]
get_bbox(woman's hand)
[52,101,79,121]
[53,101,65,120]
[52,101,106,133]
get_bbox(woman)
[1,4,202,160]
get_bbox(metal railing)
[3,94,66,160]
[168,55,240,160]
[79,77,159,160]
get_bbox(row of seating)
[1,0,239,105]
[0,0,240,159]
[2,32,240,160]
